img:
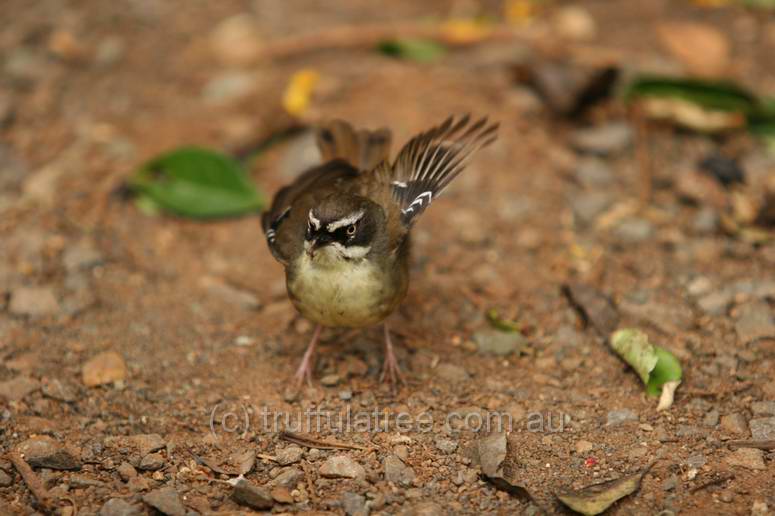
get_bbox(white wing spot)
[401,191,433,215]
[308,210,321,230]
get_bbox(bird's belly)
[287,257,403,328]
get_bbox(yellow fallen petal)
[282,69,320,117]
[441,18,492,44]
[691,0,732,7]
[505,0,537,26]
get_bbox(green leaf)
[377,38,446,62]
[624,75,757,113]
[486,308,521,333]
[609,329,682,397]
[129,147,264,219]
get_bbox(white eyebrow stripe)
[308,210,321,230]
[392,181,408,188]
[327,210,365,232]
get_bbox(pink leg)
[380,324,406,385]
[294,325,322,387]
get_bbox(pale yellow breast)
[287,252,404,328]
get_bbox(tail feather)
[316,120,392,171]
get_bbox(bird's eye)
[346,224,357,236]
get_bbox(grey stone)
[435,437,458,454]
[571,122,633,155]
[0,376,40,401]
[606,409,638,426]
[735,301,775,344]
[342,491,368,516]
[661,474,678,491]
[477,433,507,477]
[749,417,775,440]
[276,445,303,466]
[576,157,614,186]
[612,217,654,243]
[676,425,706,437]
[703,409,720,427]
[117,462,137,481]
[273,467,303,488]
[63,240,103,271]
[0,470,12,487]
[692,206,719,234]
[138,452,165,471]
[142,487,186,516]
[9,286,60,317]
[435,363,470,382]
[99,498,143,516]
[725,448,766,470]
[16,436,81,470]
[571,191,612,226]
[720,413,749,436]
[697,290,732,316]
[686,454,706,469]
[41,378,79,402]
[231,478,274,510]
[320,455,365,479]
[202,71,255,105]
[751,401,775,416]
[384,454,416,486]
[473,329,527,356]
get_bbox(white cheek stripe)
[327,210,365,232]
[340,244,371,260]
[308,210,321,230]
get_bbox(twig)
[279,431,371,451]
[690,473,734,494]
[256,453,279,462]
[631,106,653,207]
[8,451,55,512]
[727,440,775,451]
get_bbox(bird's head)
[304,194,385,263]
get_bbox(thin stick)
[8,451,54,511]
[727,440,775,451]
[279,431,371,451]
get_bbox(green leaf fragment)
[377,38,447,62]
[486,308,521,333]
[610,329,682,397]
[129,147,264,219]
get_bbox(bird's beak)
[306,234,332,258]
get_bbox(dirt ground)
[1,1,775,515]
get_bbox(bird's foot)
[293,324,322,389]
[380,324,406,387]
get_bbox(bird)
[262,115,498,387]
